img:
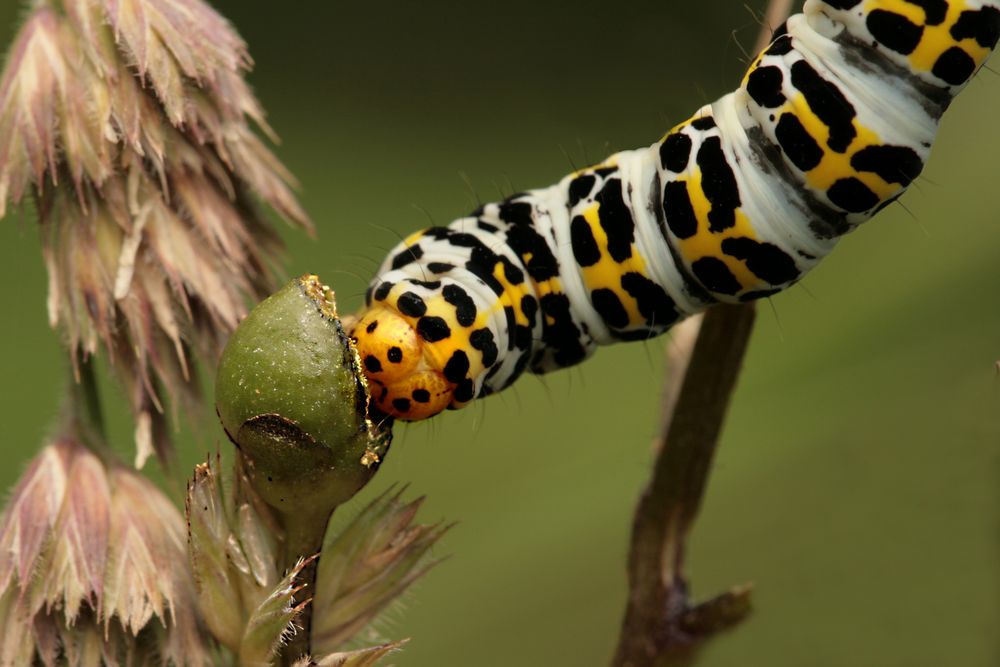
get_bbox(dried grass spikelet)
[186,458,443,665]
[309,488,449,656]
[290,640,409,667]
[0,0,311,467]
[0,436,212,665]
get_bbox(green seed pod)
[216,275,391,521]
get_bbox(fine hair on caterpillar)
[351,0,1000,422]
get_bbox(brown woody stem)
[612,5,793,665]
[611,305,756,667]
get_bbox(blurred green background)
[1,1,998,665]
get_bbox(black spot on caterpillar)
[352,0,998,421]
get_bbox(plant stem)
[75,358,105,436]
[62,356,113,462]
[612,4,794,664]
[757,0,795,52]
[278,508,332,666]
[612,305,756,667]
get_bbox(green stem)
[62,357,113,462]
[75,359,104,434]
[278,508,332,666]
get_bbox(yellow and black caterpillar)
[353,0,999,421]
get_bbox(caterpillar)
[352,0,999,421]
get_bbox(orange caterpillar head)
[352,306,455,421]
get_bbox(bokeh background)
[1,1,999,665]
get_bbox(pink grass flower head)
[0,0,311,467]
[0,436,211,665]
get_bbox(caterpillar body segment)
[353,0,999,421]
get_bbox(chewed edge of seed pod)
[215,274,392,519]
